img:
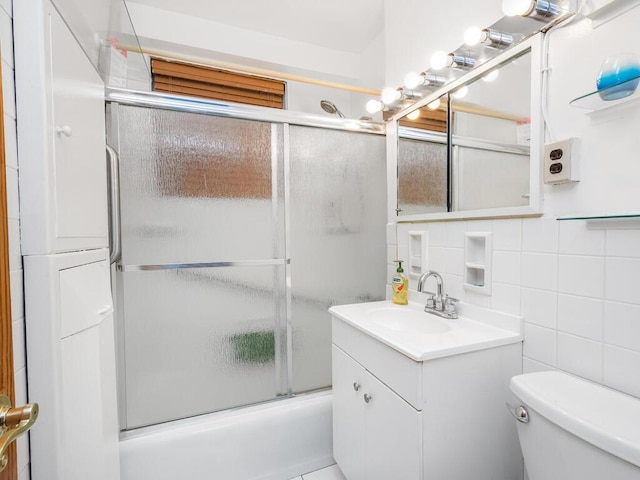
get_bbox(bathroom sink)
[366,307,451,335]
[329,300,523,361]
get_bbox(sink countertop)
[329,300,523,362]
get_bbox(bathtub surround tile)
[18,464,30,480]
[557,333,603,383]
[444,247,464,277]
[522,217,558,254]
[557,294,603,341]
[558,221,605,256]
[12,318,25,371]
[606,229,640,258]
[523,323,557,366]
[10,269,23,320]
[558,255,605,299]
[604,301,640,353]
[492,250,521,286]
[521,253,558,291]
[444,221,466,248]
[303,464,347,480]
[289,477,303,480]
[603,345,640,398]
[491,283,521,316]
[492,218,522,252]
[521,288,558,329]
[605,257,640,305]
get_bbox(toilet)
[509,371,640,480]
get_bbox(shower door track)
[105,87,386,134]
[118,259,290,272]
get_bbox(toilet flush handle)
[506,402,529,423]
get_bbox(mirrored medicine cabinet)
[388,33,544,222]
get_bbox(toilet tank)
[509,371,640,480]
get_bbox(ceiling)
[128,0,385,53]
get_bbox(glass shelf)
[569,75,640,111]
[557,213,640,229]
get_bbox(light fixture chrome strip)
[105,87,386,135]
[118,259,290,272]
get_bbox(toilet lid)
[510,371,640,468]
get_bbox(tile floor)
[289,464,346,480]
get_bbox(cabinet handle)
[363,393,372,403]
[353,382,360,392]
[56,125,72,137]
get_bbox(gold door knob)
[0,394,39,472]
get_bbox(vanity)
[330,300,524,480]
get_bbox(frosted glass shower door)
[113,105,286,429]
[289,126,387,393]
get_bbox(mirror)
[393,34,542,221]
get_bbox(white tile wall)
[2,3,30,478]
[393,216,640,399]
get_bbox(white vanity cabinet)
[332,345,422,480]
[330,301,524,480]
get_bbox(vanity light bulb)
[404,71,424,89]
[430,51,449,71]
[502,0,535,16]
[381,87,401,105]
[427,98,441,110]
[452,86,468,99]
[366,99,383,114]
[464,26,483,46]
[407,110,420,120]
[482,70,500,82]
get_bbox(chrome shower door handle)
[106,144,121,264]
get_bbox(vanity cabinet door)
[333,344,422,480]
[333,345,366,480]
[364,373,422,480]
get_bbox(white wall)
[391,6,640,399]
[0,1,30,478]
[124,2,383,119]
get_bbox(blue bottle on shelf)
[596,53,640,101]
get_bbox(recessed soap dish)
[464,232,492,295]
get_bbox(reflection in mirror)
[397,96,449,216]
[451,50,531,211]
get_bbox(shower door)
[108,98,387,430]
[112,105,287,429]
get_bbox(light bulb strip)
[532,0,560,17]
[482,29,514,48]
[450,54,476,69]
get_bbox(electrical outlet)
[544,138,580,185]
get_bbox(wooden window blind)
[385,106,448,133]
[151,58,286,109]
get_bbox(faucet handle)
[425,294,436,309]
[444,294,459,315]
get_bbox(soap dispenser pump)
[392,260,408,305]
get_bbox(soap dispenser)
[392,260,408,305]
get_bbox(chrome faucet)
[417,270,458,319]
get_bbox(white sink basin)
[329,300,522,361]
[367,307,451,335]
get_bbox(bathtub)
[119,391,334,480]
